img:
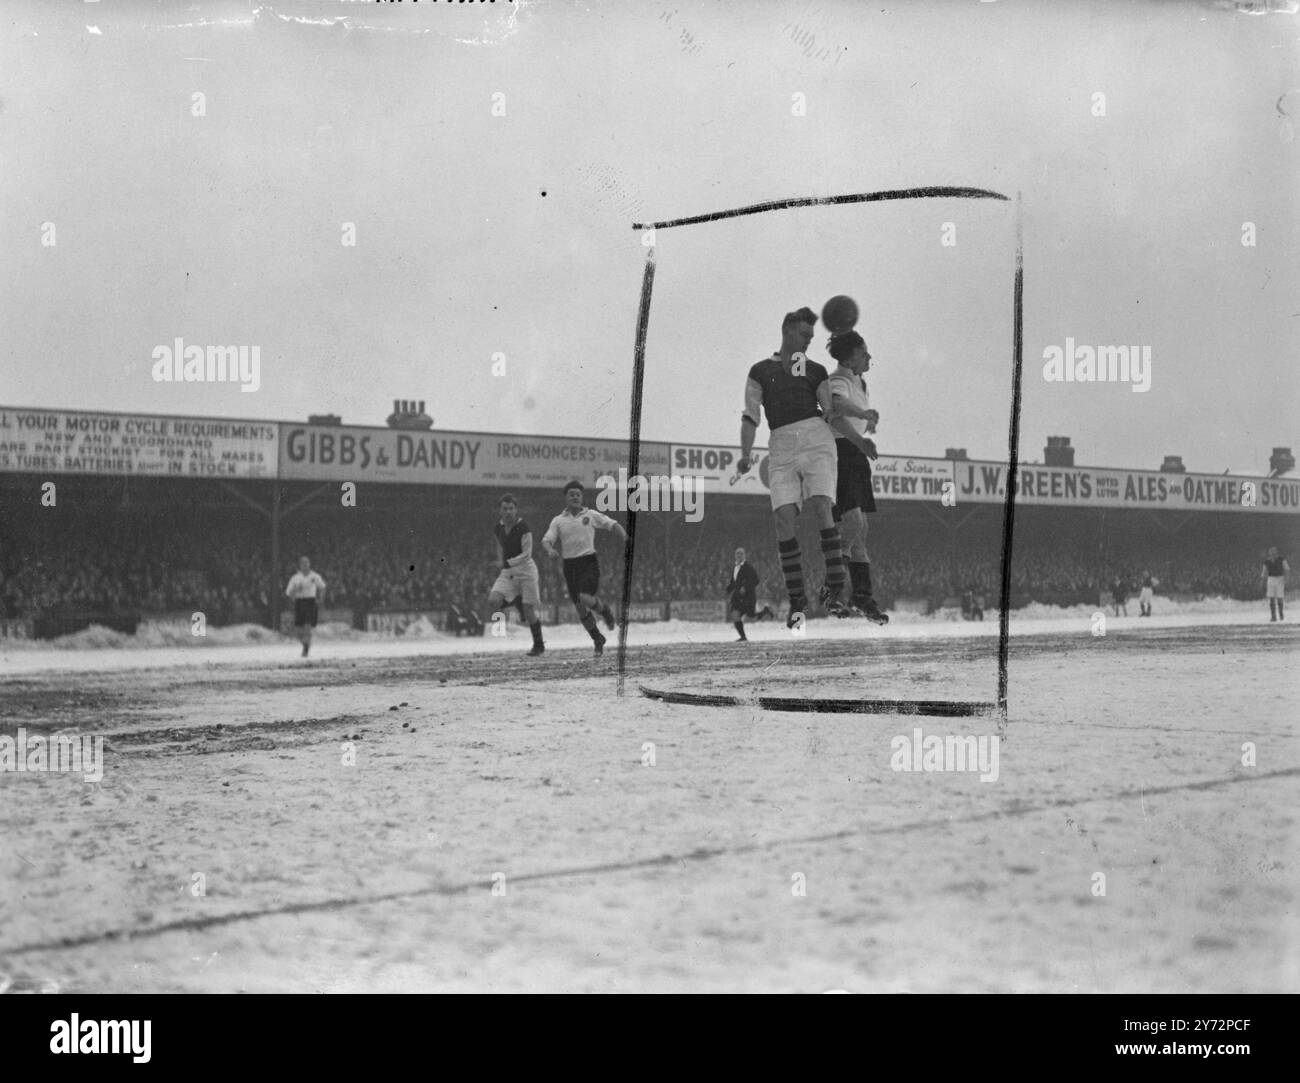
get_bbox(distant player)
[738,306,850,626]
[1262,546,1289,621]
[1137,570,1159,617]
[725,547,760,642]
[1110,574,1129,617]
[542,481,628,655]
[285,555,326,658]
[488,493,546,656]
[826,329,888,624]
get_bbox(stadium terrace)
[0,405,1296,640]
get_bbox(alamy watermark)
[593,469,703,522]
[1,728,104,782]
[151,338,261,392]
[50,1014,150,1063]
[890,726,1000,783]
[1042,338,1151,393]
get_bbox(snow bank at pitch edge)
[0,595,1277,651]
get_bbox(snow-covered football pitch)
[1,606,1296,993]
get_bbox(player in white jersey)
[488,493,546,656]
[542,480,628,655]
[1262,547,1289,622]
[285,555,326,657]
[826,330,888,624]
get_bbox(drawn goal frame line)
[615,186,1024,720]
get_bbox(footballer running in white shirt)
[285,555,326,657]
[541,480,628,656]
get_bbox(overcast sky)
[1,0,1296,473]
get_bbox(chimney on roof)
[944,448,968,460]
[1044,436,1074,467]
[1160,455,1186,474]
[386,398,434,430]
[1269,447,1294,477]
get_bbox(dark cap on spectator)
[782,307,818,330]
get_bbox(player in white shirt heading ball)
[542,481,628,656]
[826,329,888,624]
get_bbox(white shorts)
[1139,587,1154,603]
[1266,576,1285,599]
[490,561,541,607]
[767,417,837,510]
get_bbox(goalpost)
[616,188,1024,719]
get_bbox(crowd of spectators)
[0,516,270,621]
[0,504,1290,623]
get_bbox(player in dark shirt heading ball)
[739,307,849,625]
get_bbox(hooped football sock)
[779,538,804,602]
[820,527,846,598]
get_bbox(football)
[821,294,859,334]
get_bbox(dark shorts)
[833,440,876,517]
[563,553,601,604]
[728,593,757,619]
[294,598,319,628]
